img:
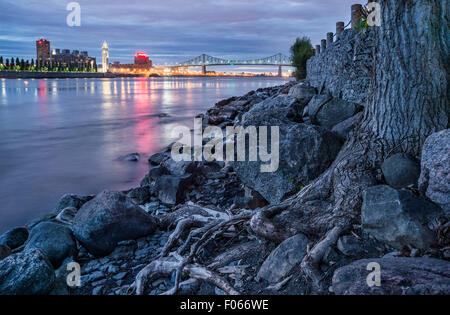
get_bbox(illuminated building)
[109,52,153,74]
[36,38,50,61]
[102,41,109,73]
[36,38,96,68]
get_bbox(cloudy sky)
[0,0,357,66]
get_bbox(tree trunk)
[360,0,449,156]
[251,1,449,289]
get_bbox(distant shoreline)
[0,71,289,80]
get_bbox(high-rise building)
[102,41,109,73]
[36,38,50,60]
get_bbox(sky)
[0,0,357,69]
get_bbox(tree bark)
[252,0,449,256]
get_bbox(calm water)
[0,77,290,233]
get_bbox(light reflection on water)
[0,76,290,232]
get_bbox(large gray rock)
[333,258,450,295]
[155,174,192,205]
[0,249,55,295]
[55,207,78,225]
[72,190,158,257]
[287,83,316,106]
[256,234,310,284]
[314,98,363,130]
[0,226,29,249]
[419,129,450,214]
[331,112,363,140]
[233,96,342,203]
[25,222,78,268]
[362,185,443,249]
[382,153,420,188]
[56,193,91,211]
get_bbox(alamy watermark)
[366,2,381,27]
[366,262,381,287]
[171,118,280,173]
[66,2,81,27]
[66,261,82,287]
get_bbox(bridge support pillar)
[202,65,207,75]
[278,66,282,77]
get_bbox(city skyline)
[0,0,357,71]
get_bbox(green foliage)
[290,37,314,80]
[354,5,370,32]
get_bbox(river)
[0,76,290,233]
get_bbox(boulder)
[56,194,91,211]
[0,226,29,249]
[362,185,443,249]
[148,152,166,165]
[331,112,362,140]
[0,249,55,295]
[25,222,78,268]
[314,98,363,130]
[127,186,151,205]
[161,158,198,176]
[233,97,342,203]
[55,207,78,225]
[119,152,140,162]
[0,245,11,260]
[287,83,316,106]
[382,153,420,188]
[307,94,332,119]
[140,166,169,187]
[72,190,158,257]
[333,258,450,295]
[256,234,310,284]
[419,129,450,213]
[155,174,193,205]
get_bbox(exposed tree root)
[131,212,252,295]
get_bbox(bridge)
[176,53,292,76]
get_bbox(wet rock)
[419,129,450,214]
[0,248,55,295]
[25,222,78,268]
[119,152,140,162]
[56,194,91,211]
[140,166,170,187]
[127,187,151,205]
[314,98,363,130]
[55,207,78,225]
[155,174,193,205]
[0,226,29,249]
[382,153,420,189]
[331,112,362,140]
[50,258,75,295]
[0,245,11,260]
[362,185,443,249]
[306,94,332,119]
[257,234,310,284]
[72,190,158,257]
[148,152,166,165]
[333,258,450,295]
[288,83,316,106]
[233,121,342,204]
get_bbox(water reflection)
[0,77,290,233]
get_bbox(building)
[35,38,96,69]
[102,41,109,73]
[109,52,153,74]
[134,52,151,65]
[36,38,50,60]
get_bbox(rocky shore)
[1,23,449,295]
[0,78,448,295]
